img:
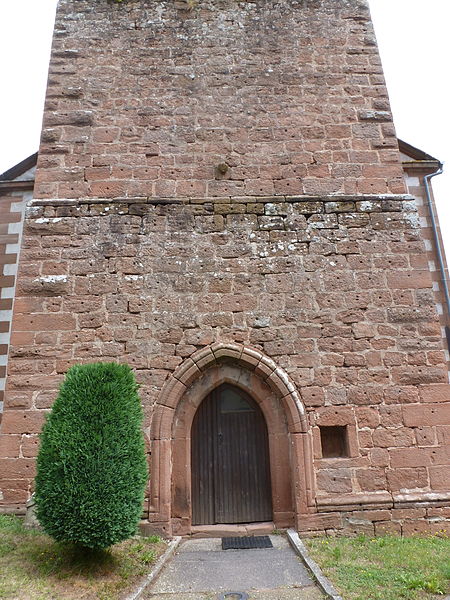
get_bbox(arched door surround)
[149,343,314,536]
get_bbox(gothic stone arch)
[149,343,315,536]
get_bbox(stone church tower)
[0,0,449,536]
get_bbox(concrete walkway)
[143,535,324,600]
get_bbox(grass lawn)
[0,514,167,600]
[305,533,450,600]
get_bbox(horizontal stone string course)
[305,491,450,536]
[28,193,414,207]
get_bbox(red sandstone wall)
[35,0,405,200]
[1,193,450,532]
[1,0,449,533]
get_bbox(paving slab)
[144,588,324,600]
[143,535,324,599]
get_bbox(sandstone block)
[403,403,450,427]
[386,468,429,491]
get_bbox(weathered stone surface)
[0,0,449,538]
[31,0,406,201]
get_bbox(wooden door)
[191,384,272,525]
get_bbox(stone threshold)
[190,521,275,538]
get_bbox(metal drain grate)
[222,535,273,550]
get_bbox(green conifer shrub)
[35,362,148,549]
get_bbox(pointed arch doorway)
[191,383,273,525]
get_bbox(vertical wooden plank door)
[191,384,273,525]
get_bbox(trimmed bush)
[35,362,148,549]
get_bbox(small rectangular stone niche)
[319,425,349,458]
